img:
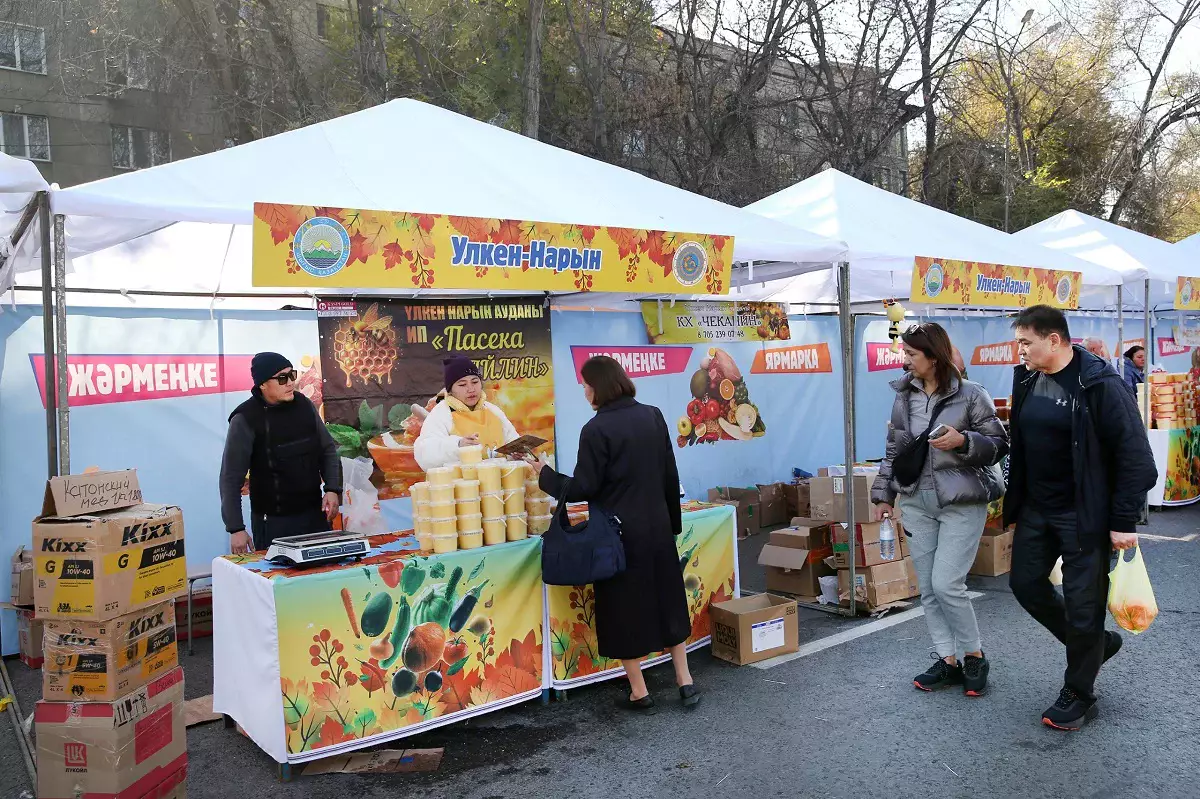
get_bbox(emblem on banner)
[924,262,945,298]
[1182,279,1194,308]
[1056,276,1073,304]
[672,241,708,287]
[293,217,351,278]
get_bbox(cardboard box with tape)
[970,529,1014,577]
[709,594,799,666]
[783,481,811,518]
[838,558,920,609]
[706,487,762,537]
[174,587,213,641]
[755,483,789,528]
[18,607,43,669]
[42,600,179,702]
[36,666,188,799]
[11,546,34,606]
[33,471,186,622]
[832,520,910,569]
[809,474,874,522]
[757,520,835,599]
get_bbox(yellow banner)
[1175,277,1200,310]
[641,301,790,344]
[252,203,734,295]
[910,256,1080,309]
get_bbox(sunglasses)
[270,370,298,385]
[904,323,928,335]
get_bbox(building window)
[882,166,893,192]
[107,48,149,89]
[316,4,350,40]
[0,23,46,74]
[621,130,647,159]
[111,126,170,169]
[0,113,50,161]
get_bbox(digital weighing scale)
[265,531,371,567]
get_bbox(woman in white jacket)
[415,356,520,470]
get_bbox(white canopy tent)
[1178,232,1200,261]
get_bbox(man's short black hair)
[1012,304,1071,341]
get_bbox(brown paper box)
[34,504,186,622]
[17,608,43,669]
[174,587,213,641]
[41,470,143,518]
[36,666,187,799]
[970,529,1014,577]
[809,475,874,522]
[43,600,179,702]
[832,520,909,568]
[758,525,835,598]
[710,594,799,666]
[838,558,919,609]
[183,695,222,728]
[755,483,789,528]
[10,546,34,606]
[707,487,762,537]
[784,481,811,518]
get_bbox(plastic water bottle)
[879,514,897,561]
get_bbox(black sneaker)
[962,653,989,697]
[913,652,963,692]
[1042,686,1098,731]
[1104,631,1123,663]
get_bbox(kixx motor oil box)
[36,666,188,799]
[42,600,179,702]
[34,493,186,622]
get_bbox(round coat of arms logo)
[1182,279,1194,307]
[1055,276,1073,304]
[294,217,351,277]
[672,241,709,287]
[924,263,945,298]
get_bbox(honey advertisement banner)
[641,301,791,344]
[253,203,734,295]
[910,256,1081,309]
[316,298,554,499]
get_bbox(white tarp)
[1013,210,1184,309]
[38,99,846,276]
[1178,232,1200,262]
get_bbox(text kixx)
[120,521,175,547]
[127,611,167,639]
[41,538,87,553]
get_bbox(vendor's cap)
[251,352,293,387]
[443,355,481,391]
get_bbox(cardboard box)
[36,666,187,799]
[174,587,213,641]
[832,520,910,568]
[970,529,1014,577]
[758,523,835,598]
[783,481,811,518]
[755,483,789,528]
[17,607,43,669]
[11,546,34,606]
[707,487,762,537]
[817,464,878,477]
[809,475,874,522]
[41,470,144,518]
[43,600,179,702]
[33,503,186,621]
[838,558,920,609]
[710,594,799,666]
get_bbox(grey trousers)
[897,490,987,659]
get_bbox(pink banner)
[569,346,692,382]
[29,355,256,407]
[1159,337,1192,358]
[866,342,906,372]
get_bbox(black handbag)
[541,480,626,586]
[891,397,952,487]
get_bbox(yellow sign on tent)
[1175,277,1200,310]
[909,256,1081,309]
[252,203,734,295]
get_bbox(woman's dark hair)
[1123,345,1145,360]
[580,356,636,406]
[901,322,958,393]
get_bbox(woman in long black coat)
[532,356,698,713]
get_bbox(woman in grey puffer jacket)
[871,322,1008,698]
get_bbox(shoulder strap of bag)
[919,395,953,437]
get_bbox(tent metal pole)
[1116,285,1124,378]
[1143,279,1151,431]
[39,192,58,478]
[53,213,70,475]
[837,260,857,617]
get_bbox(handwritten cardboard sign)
[41,469,142,518]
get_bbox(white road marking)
[751,592,983,670]
[1138,532,1197,542]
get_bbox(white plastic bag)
[341,457,387,535]
[1049,557,1064,587]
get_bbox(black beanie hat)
[251,352,293,388]
[443,356,481,392]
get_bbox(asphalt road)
[3,506,1198,799]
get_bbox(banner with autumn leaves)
[547,503,737,688]
[910,256,1081,310]
[252,202,735,295]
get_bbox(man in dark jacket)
[1005,306,1156,731]
[220,352,342,553]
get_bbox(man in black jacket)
[220,352,342,553]
[1006,306,1156,730]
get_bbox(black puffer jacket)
[1003,346,1157,547]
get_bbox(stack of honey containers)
[1147,372,1197,429]
[411,445,556,553]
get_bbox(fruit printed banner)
[253,203,734,295]
[1162,427,1200,504]
[317,298,554,499]
[1176,277,1200,311]
[677,346,767,446]
[910,256,1081,309]
[246,534,545,758]
[641,301,791,344]
[547,503,737,688]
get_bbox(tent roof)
[43,99,846,273]
[0,152,48,212]
[745,169,1121,288]
[1178,232,1200,257]
[1013,210,1184,284]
